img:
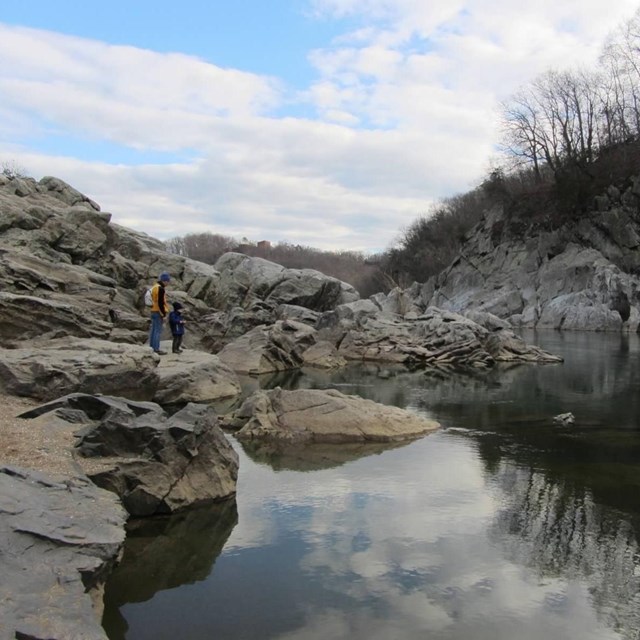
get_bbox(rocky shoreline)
[0,174,566,639]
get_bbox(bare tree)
[165,232,237,264]
[501,69,602,178]
[600,8,640,141]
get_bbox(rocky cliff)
[396,188,640,332]
[0,173,360,350]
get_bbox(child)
[168,302,186,354]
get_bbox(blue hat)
[159,272,171,282]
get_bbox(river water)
[102,331,640,640]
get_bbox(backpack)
[144,287,153,307]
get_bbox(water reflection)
[102,499,237,639]
[103,332,640,640]
[490,460,640,640]
[239,439,412,472]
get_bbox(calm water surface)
[103,331,640,640]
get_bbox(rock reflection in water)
[102,499,237,639]
[239,439,411,472]
[102,332,640,640]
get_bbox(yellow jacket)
[150,282,169,316]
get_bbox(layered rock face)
[0,466,127,640]
[401,200,640,332]
[0,175,360,349]
[19,394,239,516]
[317,300,562,367]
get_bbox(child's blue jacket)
[168,310,185,336]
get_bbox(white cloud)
[221,432,626,640]
[1,2,639,251]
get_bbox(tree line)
[383,7,640,284]
[501,10,640,182]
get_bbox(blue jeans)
[149,312,163,351]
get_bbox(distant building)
[257,240,271,250]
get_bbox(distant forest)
[167,9,640,295]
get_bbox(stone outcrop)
[0,465,127,640]
[0,338,160,401]
[218,318,344,374]
[200,302,321,352]
[317,302,561,368]
[19,394,239,516]
[398,201,640,331]
[0,176,359,349]
[0,338,243,405]
[223,387,440,443]
[153,349,241,404]
[214,252,359,311]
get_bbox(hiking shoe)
[154,350,167,355]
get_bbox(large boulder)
[217,319,318,375]
[20,394,239,516]
[0,465,127,640]
[214,252,359,311]
[0,338,160,401]
[153,350,242,404]
[200,302,279,352]
[224,387,440,443]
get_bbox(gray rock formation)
[214,252,359,311]
[224,387,440,443]
[218,319,318,374]
[200,302,279,352]
[0,338,160,401]
[0,465,127,640]
[317,302,561,367]
[19,394,239,516]
[0,176,358,349]
[0,338,242,406]
[200,302,323,353]
[153,349,241,404]
[400,202,640,331]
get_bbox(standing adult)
[148,271,171,355]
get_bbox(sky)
[1,1,639,253]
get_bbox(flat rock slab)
[0,338,159,401]
[224,387,440,444]
[0,465,127,640]
[153,348,241,404]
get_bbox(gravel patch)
[0,393,80,477]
